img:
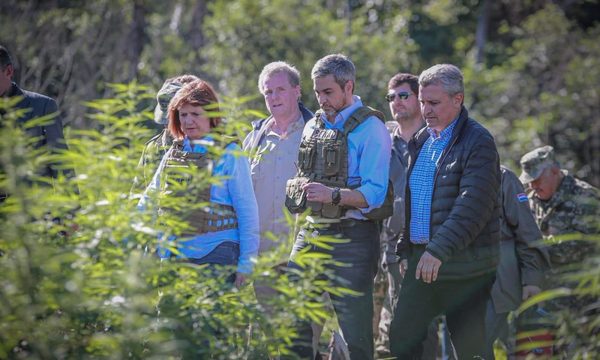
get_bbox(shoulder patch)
[517,193,528,203]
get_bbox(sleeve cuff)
[425,242,450,262]
[237,258,255,274]
[356,186,382,213]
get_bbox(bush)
[0,84,341,359]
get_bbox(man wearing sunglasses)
[389,64,501,359]
[375,72,424,357]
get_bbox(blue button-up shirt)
[139,137,259,274]
[409,119,458,244]
[302,95,391,219]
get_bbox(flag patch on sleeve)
[517,193,528,203]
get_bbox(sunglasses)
[385,91,412,102]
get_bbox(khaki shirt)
[243,115,305,253]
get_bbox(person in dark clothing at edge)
[0,45,72,202]
[484,165,549,359]
[389,63,501,359]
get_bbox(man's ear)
[4,63,14,79]
[453,92,464,107]
[344,80,354,94]
[294,85,301,100]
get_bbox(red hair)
[167,79,221,139]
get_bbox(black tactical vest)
[285,106,393,220]
[160,140,237,236]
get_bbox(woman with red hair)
[140,79,259,287]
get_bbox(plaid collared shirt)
[409,119,457,244]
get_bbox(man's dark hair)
[0,46,13,69]
[388,73,419,96]
[311,54,356,91]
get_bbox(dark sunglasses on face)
[385,91,412,102]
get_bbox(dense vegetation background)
[0,0,599,358]
[1,0,599,184]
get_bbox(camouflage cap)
[153,81,183,125]
[519,145,556,184]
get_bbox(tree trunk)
[126,0,147,80]
[475,0,490,66]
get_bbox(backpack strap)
[247,116,272,153]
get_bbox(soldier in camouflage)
[519,145,599,267]
[132,75,199,192]
[519,145,599,357]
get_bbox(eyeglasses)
[385,91,412,102]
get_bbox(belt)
[306,218,374,230]
[410,242,428,247]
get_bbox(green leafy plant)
[0,84,346,359]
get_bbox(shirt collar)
[320,95,362,129]
[183,136,214,153]
[426,116,458,140]
[267,112,305,136]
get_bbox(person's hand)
[415,251,442,283]
[399,259,408,277]
[522,285,542,300]
[303,182,333,204]
[234,272,246,288]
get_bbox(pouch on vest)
[285,176,309,213]
[286,106,386,219]
[320,203,343,218]
[298,142,315,171]
[319,129,341,176]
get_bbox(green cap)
[154,81,183,125]
[519,145,556,184]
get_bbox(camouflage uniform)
[520,146,599,267]
[530,173,599,265]
[132,81,181,192]
[136,129,172,188]
[520,146,599,316]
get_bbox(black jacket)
[8,82,70,179]
[396,106,501,280]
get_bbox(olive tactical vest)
[161,140,237,236]
[285,106,393,219]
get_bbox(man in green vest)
[285,54,391,360]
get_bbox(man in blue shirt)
[389,64,501,359]
[286,54,391,360]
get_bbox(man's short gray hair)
[311,54,355,90]
[419,64,464,96]
[257,61,301,94]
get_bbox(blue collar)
[320,95,364,129]
[182,136,214,153]
[426,116,458,140]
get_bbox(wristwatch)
[331,187,341,205]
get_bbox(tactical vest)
[285,106,393,220]
[160,139,237,236]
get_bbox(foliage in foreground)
[516,233,600,359]
[0,85,341,359]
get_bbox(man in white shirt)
[243,61,313,255]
